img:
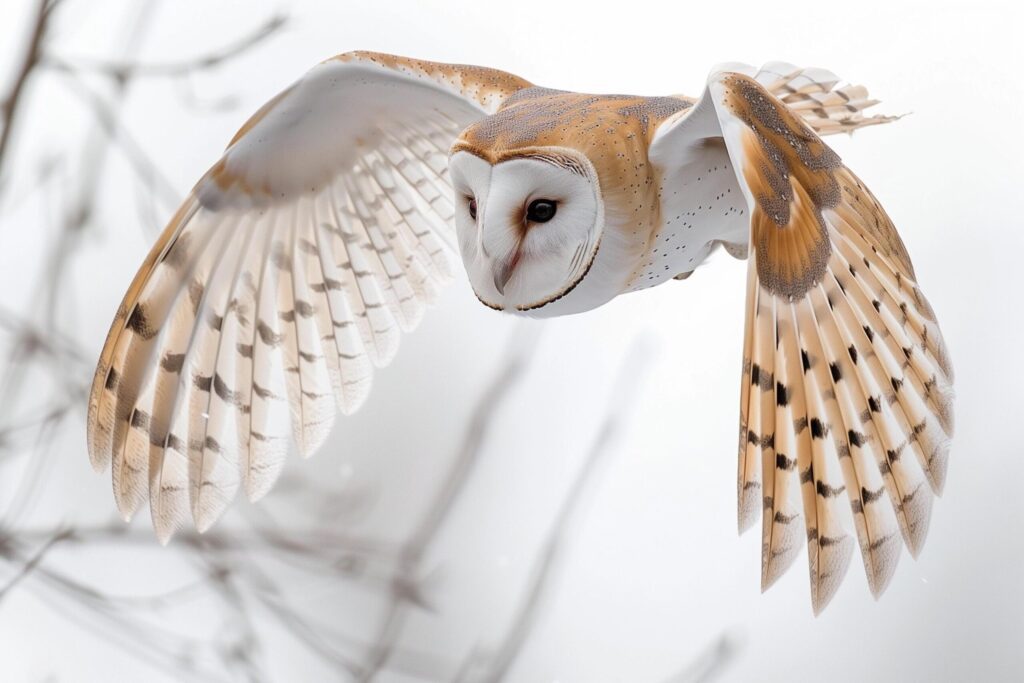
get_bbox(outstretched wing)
[651,66,953,613]
[87,52,533,541]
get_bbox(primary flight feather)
[87,52,952,613]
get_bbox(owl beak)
[491,248,521,295]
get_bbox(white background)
[0,0,1021,681]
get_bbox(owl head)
[447,86,681,316]
[448,145,610,316]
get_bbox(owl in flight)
[87,52,953,613]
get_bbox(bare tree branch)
[44,15,287,80]
[0,0,54,186]
[0,527,71,603]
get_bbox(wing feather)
[784,299,855,613]
[302,196,348,410]
[243,211,291,504]
[112,202,231,520]
[144,207,245,539]
[188,213,256,530]
[763,294,804,589]
[822,269,935,556]
[88,53,533,538]
[310,192,374,415]
[278,205,336,462]
[736,258,760,532]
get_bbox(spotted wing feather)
[86,52,533,540]
[649,66,952,612]
[714,71,953,612]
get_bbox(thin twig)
[43,15,287,80]
[661,631,745,683]
[355,324,542,681]
[0,0,55,186]
[52,69,181,209]
[0,528,72,602]
[470,340,653,682]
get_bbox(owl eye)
[467,198,477,220]
[526,199,557,223]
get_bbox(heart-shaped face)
[449,148,605,315]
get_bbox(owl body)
[87,52,953,614]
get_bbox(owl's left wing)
[650,68,953,613]
[87,52,533,541]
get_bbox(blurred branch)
[354,324,541,680]
[53,69,181,209]
[0,527,70,604]
[662,631,745,683]
[9,523,398,559]
[467,341,653,682]
[35,0,161,340]
[0,1,161,461]
[0,0,56,186]
[0,305,90,366]
[43,15,287,81]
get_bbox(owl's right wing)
[650,65,953,613]
[87,52,533,541]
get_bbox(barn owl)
[87,52,953,613]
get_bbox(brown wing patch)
[721,73,844,299]
[722,72,917,298]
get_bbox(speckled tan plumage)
[333,51,533,114]
[86,53,952,614]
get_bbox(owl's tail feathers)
[717,61,902,136]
